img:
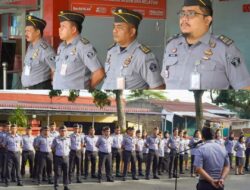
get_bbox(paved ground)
[0,171,249,190]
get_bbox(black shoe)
[64,186,70,190]
[145,176,150,180]
[76,179,82,183]
[173,175,179,178]
[42,178,47,182]
[180,172,185,174]
[11,179,17,182]
[91,174,97,178]
[17,182,23,186]
[122,177,126,181]
[158,172,162,175]
[48,180,54,184]
[153,176,160,179]
[84,176,88,180]
[54,187,58,190]
[139,173,144,176]
[5,182,9,187]
[98,178,102,183]
[116,174,122,177]
[169,175,172,179]
[132,177,139,180]
[37,181,41,186]
[107,178,114,182]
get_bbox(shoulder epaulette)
[108,43,116,50]
[40,42,48,49]
[80,37,90,45]
[218,35,234,46]
[166,34,181,44]
[139,44,151,54]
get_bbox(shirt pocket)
[66,55,83,75]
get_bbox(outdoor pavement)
[0,171,249,190]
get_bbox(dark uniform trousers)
[84,150,97,177]
[169,149,178,177]
[21,150,34,177]
[0,148,6,181]
[191,155,196,175]
[27,79,52,89]
[163,152,170,172]
[123,150,136,177]
[136,151,143,175]
[5,151,22,183]
[112,148,122,174]
[69,150,81,181]
[38,152,53,182]
[98,152,112,180]
[197,180,224,190]
[80,150,85,176]
[245,148,250,170]
[179,154,184,173]
[54,156,69,187]
[158,156,164,174]
[228,153,233,168]
[146,149,159,177]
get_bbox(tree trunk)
[194,90,204,131]
[114,90,126,130]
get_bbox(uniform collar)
[199,31,211,45]
[205,140,214,143]
[30,38,43,49]
[116,40,139,54]
[63,34,81,47]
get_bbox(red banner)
[70,0,166,19]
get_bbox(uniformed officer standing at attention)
[111,126,123,177]
[21,15,56,89]
[161,0,250,89]
[121,127,139,181]
[69,124,83,183]
[50,122,59,139]
[83,127,98,179]
[145,127,160,180]
[194,126,230,190]
[96,127,114,183]
[3,124,23,187]
[102,7,164,90]
[135,130,144,176]
[35,126,54,185]
[21,127,35,178]
[52,126,71,190]
[53,10,105,89]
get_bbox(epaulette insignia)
[40,42,48,49]
[139,44,151,54]
[166,34,181,44]
[80,38,89,45]
[108,43,116,50]
[218,35,234,46]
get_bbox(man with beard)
[161,0,250,89]
[21,15,56,89]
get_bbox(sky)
[0,90,213,103]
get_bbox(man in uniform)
[111,126,123,177]
[145,127,160,180]
[161,0,250,89]
[121,127,139,181]
[83,127,98,179]
[35,126,54,185]
[52,126,71,190]
[21,127,35,178]
[194,126,230,190]
[69,124,83,183]
[21,15,56,89]
[102,7,164,90]
[96,127,114,183]
[3,124,23,187]
[135,130,144,176]
[53,10,105,89]
[50,122,59,139]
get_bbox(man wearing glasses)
[161,0,250,89]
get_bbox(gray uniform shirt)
[96,135,113,153]
[21,38,56,87]
[22,135,35,151]
[194,140,229,180]
[111,134,123,149]
[3,134,22,152]
[145,135,160,150]
[122,135,136,151]
[52,136,71,156]
[102,40,164,89]
[161,32,250,89]
[36,135,53,152]
[70,133,83,150]
[53,35,102,89]
[84,135,98,152]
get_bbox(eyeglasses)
[177,10,209,19]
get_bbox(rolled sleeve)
[193,149,203,168]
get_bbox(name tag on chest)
[60,63,68,76]
[24,65,31,76]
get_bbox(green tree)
[8,107,28,128]
[212,90,250,118]
[126,90,167,100]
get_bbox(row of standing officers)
[21,0,250,90]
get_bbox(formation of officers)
[0,120,240,190]
[21,0,250,90]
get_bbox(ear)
[206,16,213,26]
[130,27,136,37]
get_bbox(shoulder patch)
[166,34,181,44]
[218,35,234,46]
[40,42,48,49]
[80,38,90,45]
[139,44,151,54]
[108,43,116,50]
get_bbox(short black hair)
[193,130,200,137]
[102,126,110,131]
[201,127,214,140]
[238,135,244,143]
[136,130,141,134]
[173,128,179,132]
[69,21,82,34]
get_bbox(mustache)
[180,22,191,27]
